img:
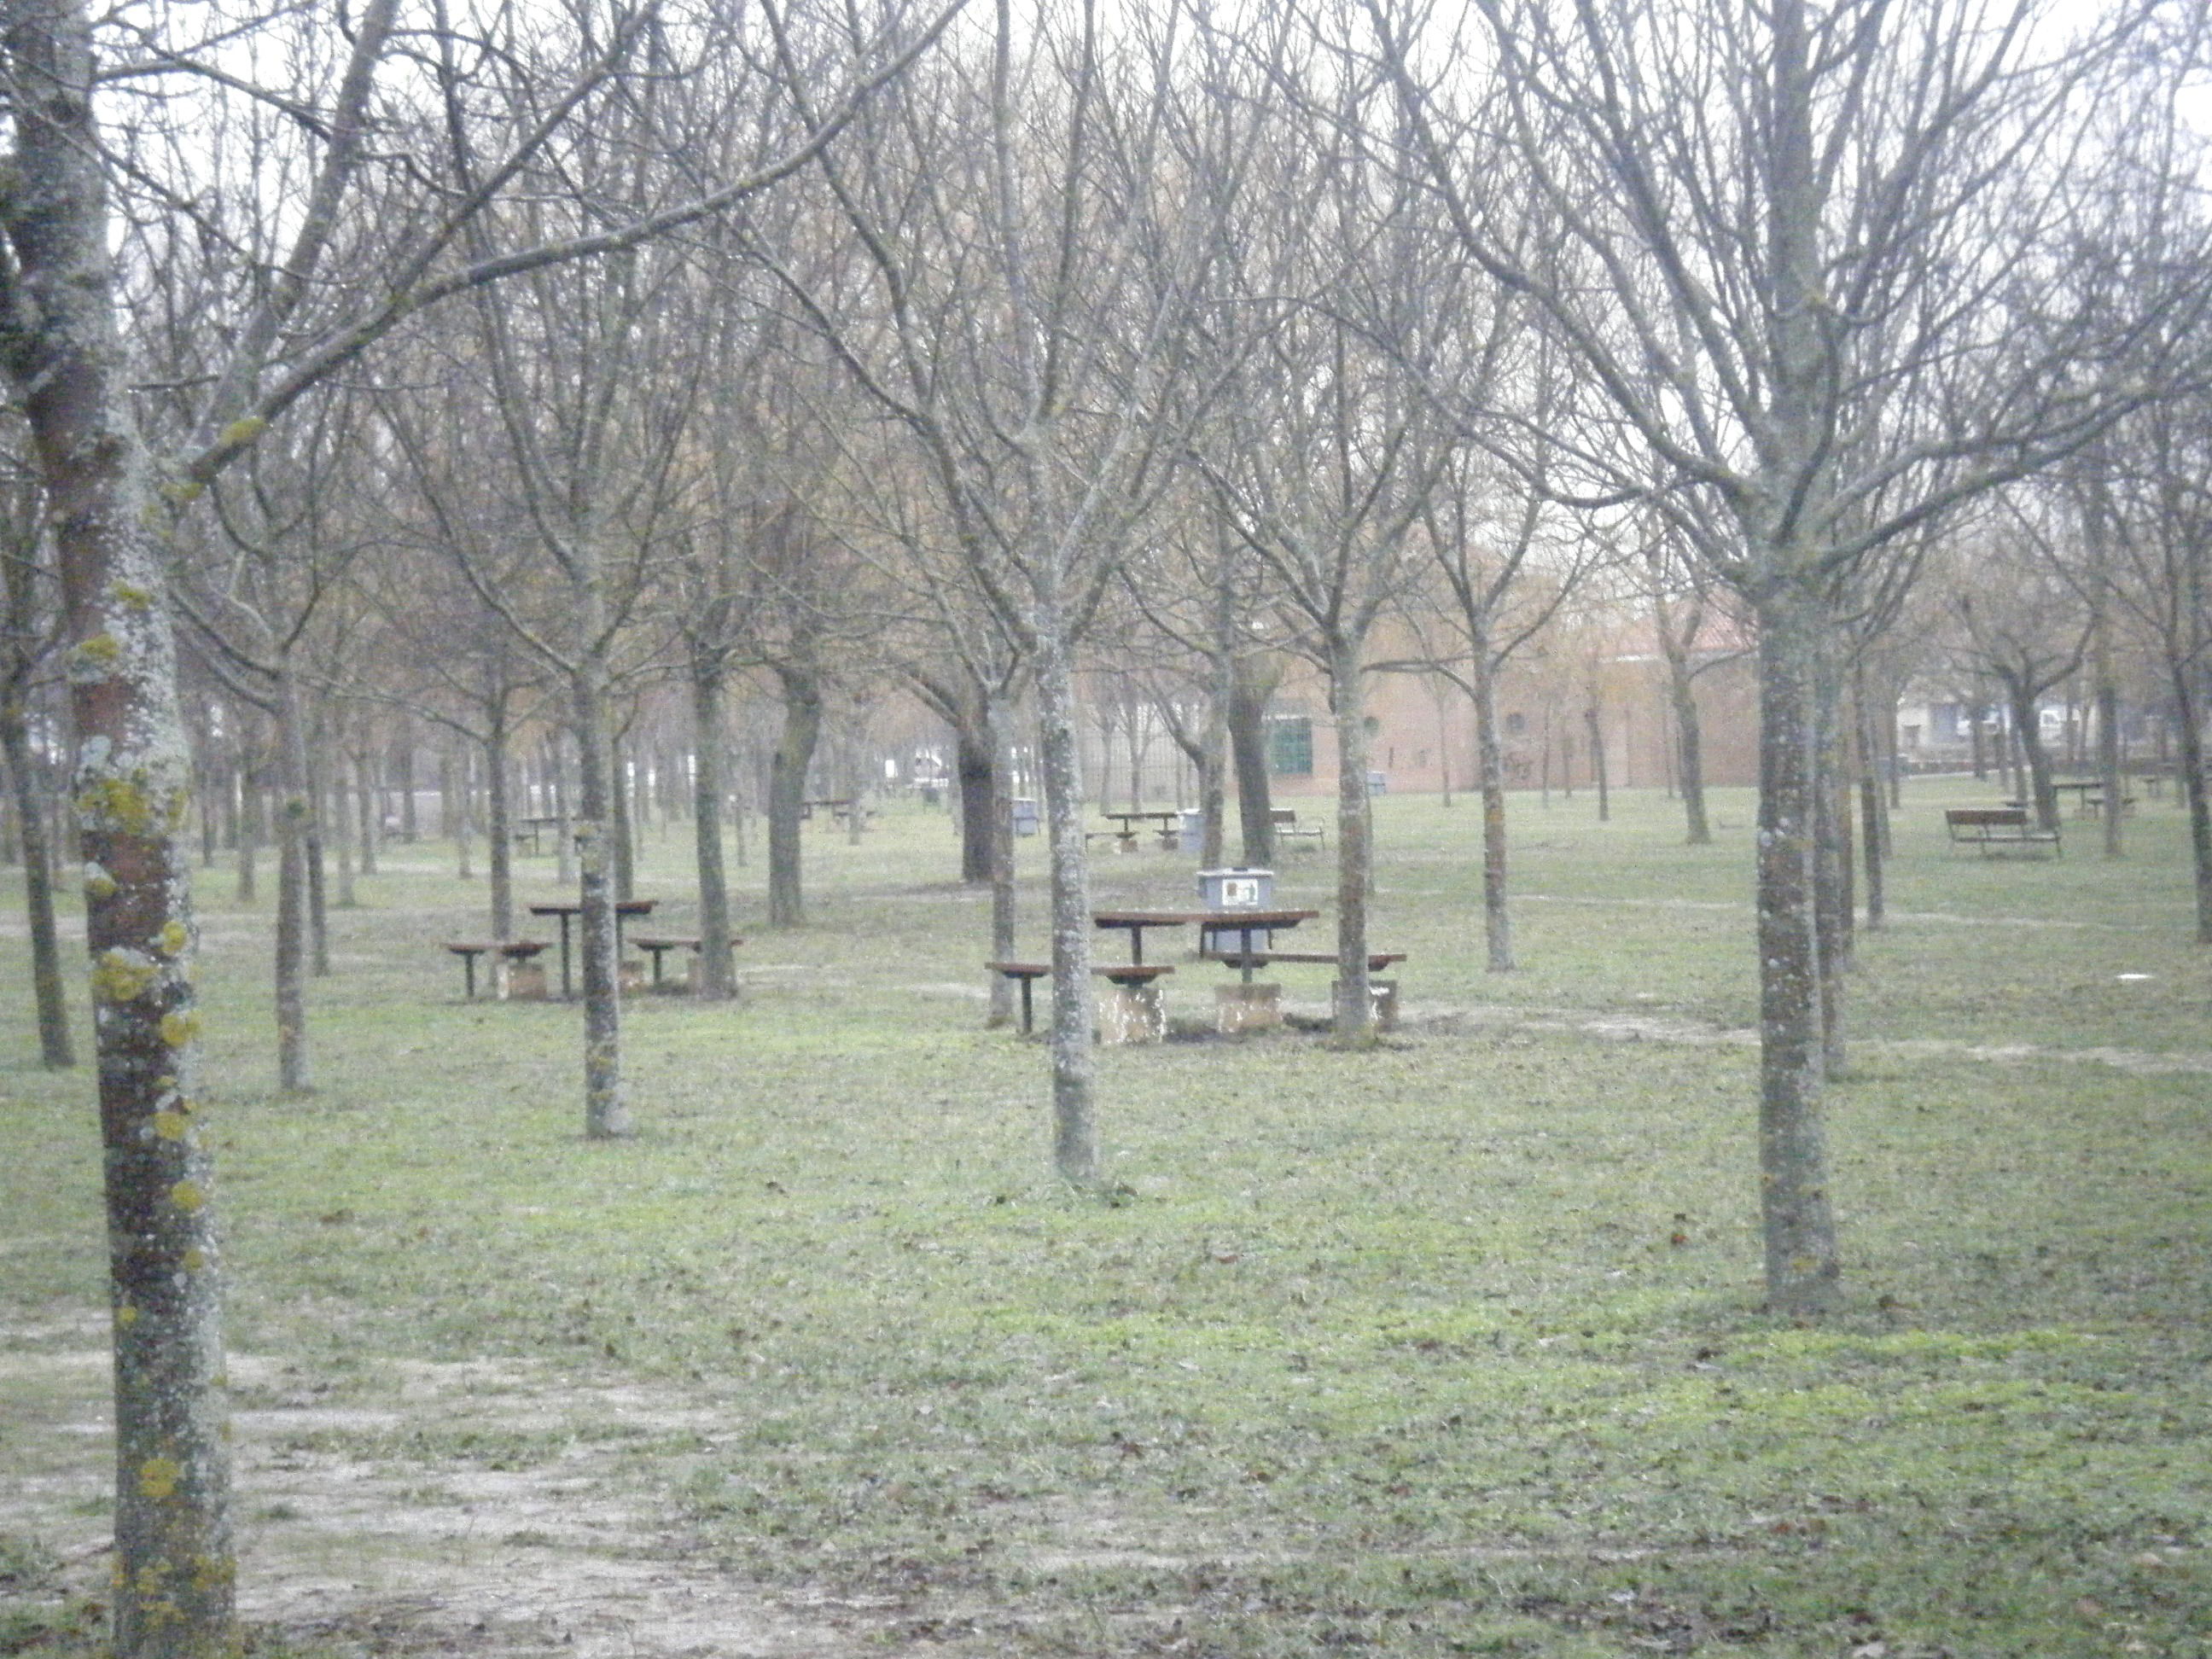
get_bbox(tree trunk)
[1752,590,1840,1318]
[397,734,416,842]
[1471,640,1516,971]
[1585,705,1610,822]
[2169,661,2212,944]
[3,15,237,1644]
[486,707,515,940]
[0,697,75,1067]
[953,710,994,883]
[1663,641,1712,844]
[1330,638,1375,1041]
[2095,628,2124,860]
[768,665,823,928]
[572,667,630,1139]
[690,661,737,999]
[1812,654,1850,1079]
[1033,628,1098,1185]
[1854,667,1886,933]
[985,691,1018,1027]
[273,669,313,1096]
[1226,655,1275,867]
[2005,681,2059,830]
[355,747,378,876]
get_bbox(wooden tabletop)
[1093,908,1318,927]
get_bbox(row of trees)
[4,0,2212,1653]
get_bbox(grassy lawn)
[2,777,2207,1656]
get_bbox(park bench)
[987,960,1176,1037]
[1945,806,2061,857]
[630,934,745,990]
[443,939,550,999]
[1208,947,1407,1029]
[1208,950,1406,972]
[1270,806,1326,849]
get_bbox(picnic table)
[1092,907,1320,981]
[442,939,549,999]
[512,815,563,855]
[526,897,657,998]
[1100,810,1182,851]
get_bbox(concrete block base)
[1335,978,1399,1032]
[1099,980,1167,1045]
[1216,981,1282,1034]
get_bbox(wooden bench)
[1270,806,1326,849]
[987,961,1175,1033]
[1210,950,1406,971]
[1086,829,1138,853]
[1945,807,2061,856]
[631,934,745,988]
[443,940,550,999]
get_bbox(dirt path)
[2,1341,958,1658]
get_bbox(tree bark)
[1330,639,1375,1040]
[2169,662,2212,944]
[273,668,313,1096]
[985,690,1018,1027]
[1854,668,1886,933]
[1,12,236,1646]
[1585,705,1610,822]
[0,696,74,1066]
[690,661,737,999]
[768,664,823,928]
[571,667,630,1138]
[1471,637,1515,971]
[1226,655,1275,867]
[2004,678,2060,830]
[1662,634,1713,844]
[486,703,515,940]
[1033,628,1097,1185]
[1752,590,1840,1318]
[953,709,994,883]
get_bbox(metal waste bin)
[1178,807,1204,854]
[1011,797,1039,836]
[1196,866,1274,955]
[1365,770,1388,797]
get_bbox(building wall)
[1256,645,1761,800]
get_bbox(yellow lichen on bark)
[160,1011,201,1048]
[79,775,156,835]
[169,1180,205,1214]
[137,1458,181,1500]
[90,950,160,1003]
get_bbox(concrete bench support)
[1216,981,1282,1034]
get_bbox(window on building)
[1267,716,1313,776]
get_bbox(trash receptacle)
[1196,866,1274,955]
[1011,797,1039,836]
[1178,807,1204,855]
[1365,770,1388,797]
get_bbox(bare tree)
[765,0,1228,1181]
[1369,0,2201,1314]
[0,1,959,1646]
[0,451,73,1065]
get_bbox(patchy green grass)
[1,778,2207,1656]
